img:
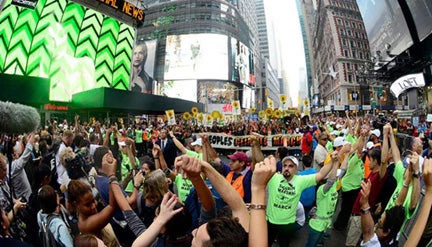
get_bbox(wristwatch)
[413,171,421,178]
[360,207,370,214]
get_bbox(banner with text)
[195,133,302,151]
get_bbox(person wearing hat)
[370,129,381,149]
[216,151,253,203]
[333,128,368,231]
[169,131,203,160]
[266,154,336,246]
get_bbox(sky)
[264,0,307,106]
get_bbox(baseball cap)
[333,137,348,148]
[330,130,339,136]
[336,124,342,129]
[281,156,300,168]
[341,129,349,136]
[366,141,374,150]
[228,151,249,163]
[191,138,202,146]
[371,129,381,138]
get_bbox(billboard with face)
[130,39,157,94]
[164,34,228,80]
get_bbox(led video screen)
[198,81,237,105]
[0,0,135,102]
[162,80,197,102]
[130,39,157,94]
[406,0,432,42]
[231,37,254,86]
[357,0,413,60]
[164,33,228,81]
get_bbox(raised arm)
[250,132,264,172]
[199,157,249,231]
[405,158,432,247]
[249,156,276,247]
[409,153,421,211]
[178,156,215,212]
[360,180,374,243]
[379,124,391,179]
[315,151,336,183]
[169,131,187,154]
[201,134,219,163]
[389,127,401,165]
[132,193,183,247]
[323,152,339,193]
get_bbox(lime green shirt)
[174,174,193,203]
[309,183,338,232]
[186,150,203,160]
[266,173,316,224]
[135,129,143,143]
[345,134,357,145]
[121,153,140,193]
[110,133,115,146]
[326,141,334,152]
[341,153,364,192]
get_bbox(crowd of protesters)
[0,111,431,247]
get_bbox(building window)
[358,41,362,48]
[345,20,350,27]
[359,23,363,29]
[342,39,347,46]
[337,19,342,25]
[350,40,355,47]
[359,52,363,59]
[344,50,349,57]
[354,64,358,70]
[352,22,356,28]
[340,28,345,35]
[352,51,357,58]
[362,33,366,39]
[348,74,352,82]
[347,30,352,36]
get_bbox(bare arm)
[169,131,187,154]
[250,133,264,172]
[406,158,432,247]
[360,180,374,243]
[409,154,421,211]
[315,152,335,183]
[201,159,249,231]
[249,156,276,247]
[380,125,391,179]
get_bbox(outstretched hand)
[155,192,183,225]
[359,179,371,207]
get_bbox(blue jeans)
[306,225,324,247]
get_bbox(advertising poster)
[164,34,228,80]
[162,80,197,102]
[130,39,157,94]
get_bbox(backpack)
[40,214,64,247]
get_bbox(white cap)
[336,124,342,129]
[333,137,348,148]
[371,129,381,138]
[366,141,374,150]
[191,138,202,146]
[282,156,300,167]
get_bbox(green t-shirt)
[345,134,357,145]
[309,183,338,232]
[341,153,364,192]
[135,129,143,143]
[174,174,193,203]
[266,173,316,224]
[326,141,334,152]
[186,150,203,160]
[121,153,140,193]
[327,125,334,132]
[110,133,115,146]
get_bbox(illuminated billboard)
[406,0,432,42]
[164,34,228,80]
[0,0,135,102]
[130,39,157,94]
[357,0,413,59]
[162,80,197,102]
[198,81,237,105]
[230,37,254,86]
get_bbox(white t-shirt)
[313,144,328,171]
[360,233,381,247]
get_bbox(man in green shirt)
[135,126,144,157]
[266,155,335,246]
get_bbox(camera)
[65,153,92,180]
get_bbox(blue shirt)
[95,175,127,221]
[298,168,317,207]
[221,161,252,203]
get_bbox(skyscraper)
[303,0,372,107]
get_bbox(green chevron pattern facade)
[0,0,135,102]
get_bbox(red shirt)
[352,169,388,215]
[301,132,313,154]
